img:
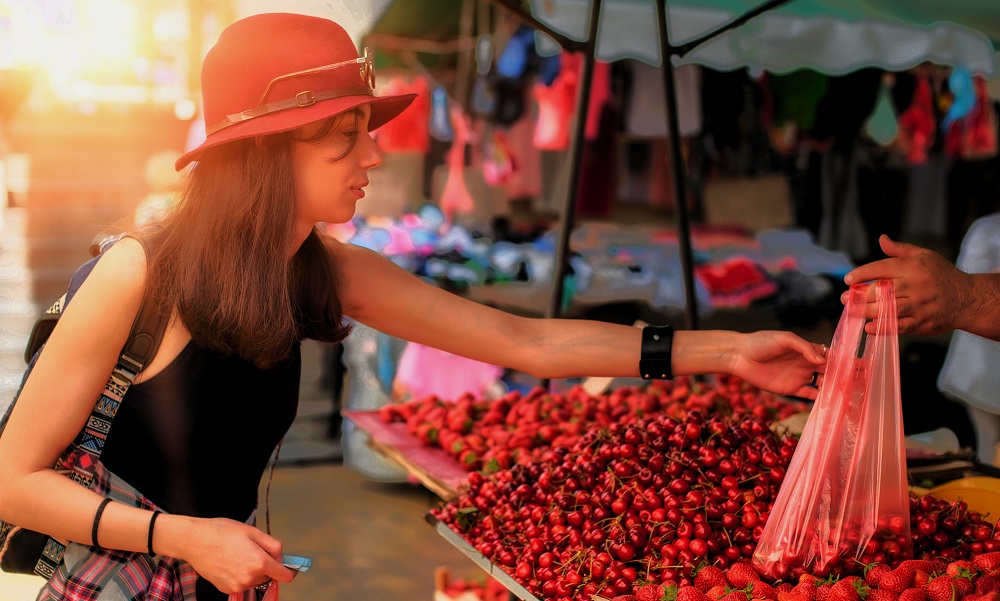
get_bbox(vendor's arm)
[843,235,1000,341]
[333,241,826,398]
[0,239,294,594]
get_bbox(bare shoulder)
[91,236,148,290]
[321,232,384,272]
[63,236,148,321]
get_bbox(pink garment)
[440,106,475,219]
[502,100,542,199]
[395,343,503,401]
[375,76,430,153]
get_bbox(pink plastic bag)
[753,280,910,580]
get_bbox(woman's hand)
[730,331,827,400]
[163,516,297,594]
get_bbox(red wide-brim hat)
[176,13,416,170]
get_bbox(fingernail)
[844,274,853,285]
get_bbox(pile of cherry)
[428,407,1000,600]
[379,375,808,472]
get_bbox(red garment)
[944,76,998,161]
[897,76,935,165]
[695,257,778,308]
[586,60,612,140]
[533,53,579,150]
[375,76,430,153]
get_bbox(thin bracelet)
[92,497,113,548]
[147,511,162,555]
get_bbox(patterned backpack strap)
[34,236,169,579]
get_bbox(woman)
[0,13,826,600]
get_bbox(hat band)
[206,85,374,136]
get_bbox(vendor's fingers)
[879,234,924,259]
[895,298,913,319]
[845,260,894,286]
[897,316,917,335]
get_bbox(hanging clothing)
[767,70,829,133]
[944,76,999,161]
[586,60,613,140]
[533,53,579,151]
[897,74,936,165]
[625,61,703,138]
[376,76,431,153]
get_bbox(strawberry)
[720,592,749,601]
[728,563,762,588]
[914,571,932,588]
[695,566,728,593]
[924,577,957,601]
[612,596,640,601]
[929,560,949,575]
[777,593,811,601]
[976,574,1000,594]
[637,583,666,601]
[828,579,863,601]
[882,566,917,593]
[748,580,778,600]
[946,560,977,579]
[815,584,833,601]
[868,590,900,601]
[678,586,712,601]
[826,587,859,601]
[969,593,999,601]
[953,576,974,598]
[867,565,893,588]
[775,584,795,595]
[791,583,817,601]
[975,553,1000,575]
[898,589,927,601]
[707,585,729,600]
[899,560,938,575]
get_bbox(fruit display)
[375,376,999,599]
[434,566,509,601]
[427,409,1000,600]
[378,375,809,472]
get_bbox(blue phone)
[281,554,312,572]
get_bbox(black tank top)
[102,341,300,601]
[101,339,300,520]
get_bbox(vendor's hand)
[168,516,297,594]
[730,331,827,400]
[842,235,971,336]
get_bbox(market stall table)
[343,409,467,500]
[345,409,545,600]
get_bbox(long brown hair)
[143,130,350,368]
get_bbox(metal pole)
[544,0,602,321]
[655,0,700,330]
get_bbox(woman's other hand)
[160,515,297,594]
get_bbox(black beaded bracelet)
[92,497,113,548]
[640,325,675,380]
[147,511,162,555]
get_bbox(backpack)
[0,234,168,578]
